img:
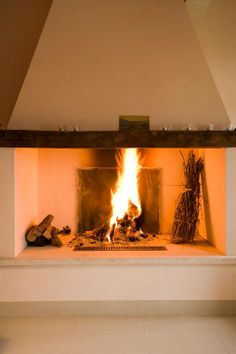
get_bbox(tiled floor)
[0,316,236,354]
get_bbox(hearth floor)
[17,235,222,259]
[0,316,235,354]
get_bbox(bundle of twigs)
[171,151,204,243]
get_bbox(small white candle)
[186,124,192,131]
[160,124,168,131]
[227,123,234,131]
[58,124,66,132]
[73,124,80,132]
[207,123,214,131]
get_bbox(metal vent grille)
[74,245,167,251]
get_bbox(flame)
[108,148,141,239]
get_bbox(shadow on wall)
[200,148,226,254]
[201,168,214,244]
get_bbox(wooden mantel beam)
[0,130,236,148]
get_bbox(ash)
[70,212,159,250]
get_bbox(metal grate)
[74,245,167,251]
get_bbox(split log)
[25,214,54,244]
[42,225,54,240]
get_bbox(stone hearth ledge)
[1,255,236,266]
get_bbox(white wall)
[0,149,15,257]
[14,149,38,255]
[226,148,236,255]
[8,0,228,130]
[187,0,236,124]
[0,148,38,257]
[202,149,226,253]
[1,264,236,302]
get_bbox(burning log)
[127,201,140,219]
[171,151,204,243]
[117,213,131,228]
[109,223,116,242]
[96,224,109,241]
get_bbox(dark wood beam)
[0,130,235,148]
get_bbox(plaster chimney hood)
[8,0,229,131]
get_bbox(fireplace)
[1,0,235,259]
[0,140,231,258]
[1,131,236,312]
[1,0,236,315]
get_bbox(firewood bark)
[25,215,54,243]
[42,225,54,240]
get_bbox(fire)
[107,148,141,241]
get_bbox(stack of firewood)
[25,214,72,247]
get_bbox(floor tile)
[142,317,228,354]
[207,317,236,353]
[74,316,144,334]
[70,317,146,354]
[0,317,76,354]
[70,329,146,354]
[0,316,235,354]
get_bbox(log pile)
[25,215,72,247]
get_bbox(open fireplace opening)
[10,146,226,258]
[76,148,162,251]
